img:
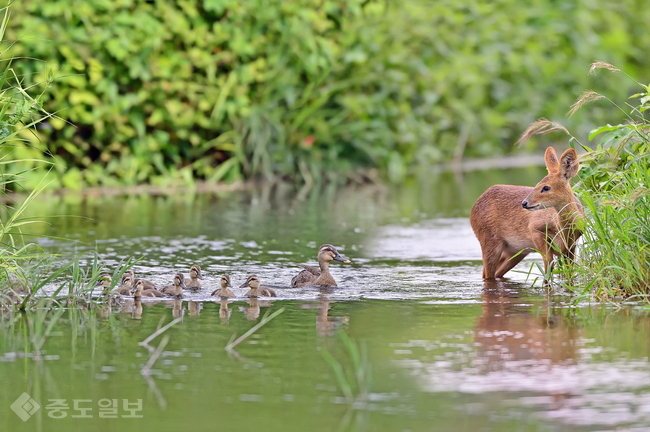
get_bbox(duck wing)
[291,263,322,287]
[295,263,321,276]
[291,270,318,288]
[261,287,277,297]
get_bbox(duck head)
[173,273,187,289]
[317,244,351,264]
[189,265,203,280]
[98,273,112,287]
[130,279,145,296]
[239,275,260,289]
[220,274,232,289]
[121,269,135,284]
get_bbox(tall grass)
[0,4,127,309]
[522,62,650,299]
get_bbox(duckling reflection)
[243,298,260,321]
[184,265,203,291]
[291,244,351,287]
[211,275,235,298]
[132,299,143,320]
[188,301,202,317]
[171,298,184,319]
[219,299,232,323]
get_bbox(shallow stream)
[2,166,650,432]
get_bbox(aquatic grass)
[521,63,650,300]
[225,306,285,352]
[0,3,93,306]
[320,332,372,406]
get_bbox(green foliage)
[556,67,650,299]
[4,0,650,186]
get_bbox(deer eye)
[541,186,551,192]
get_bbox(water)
[2,167,650,432]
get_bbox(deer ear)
[544,147,560,174]
[559,148,579,179]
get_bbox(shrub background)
[3,0,648,188]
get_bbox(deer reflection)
[476,280,580,371]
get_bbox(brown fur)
[470,147,583,279]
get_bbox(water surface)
[2,167,650,432]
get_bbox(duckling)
[160,273,187,298]
[131,279,164,298]
[184,265,203,290]
[291,244,351,287]
[115,275,135,296]
[240,275,277,298]
[211,275,235,298]
[98,273,113,295]
[98,273,112,287]
[122,268,156,291]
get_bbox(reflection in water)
[475,280,580,369]
[300,289,350,337]
[172,298,184,319]
[243,298,260,321]
[240,298,275,321]
[132,299,143,320]
[188,301,202,317]
[219,299,232,323]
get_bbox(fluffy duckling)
[98,273,112,287]
[240,275,276,298]
[161,273,187,298]
[211,275,235,298]
[291,244,351,287]
[115,275,135,296]
[131,279,164,298]
[122,268,156,291]
[184,265,203,290]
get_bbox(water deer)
[470,147,583,279]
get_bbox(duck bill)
[333,254,351,263]
[226,281,232,288]
[130,287,137,295]
[239,282,249,288]
[179,280,188,290]
[197,272,204,280]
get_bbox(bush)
[4,0,650,187]
[527,64,650,299]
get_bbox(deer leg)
[480,239,503,280]
[495,249,529,278]
[532,232,555,280]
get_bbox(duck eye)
[541,186,551,192]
